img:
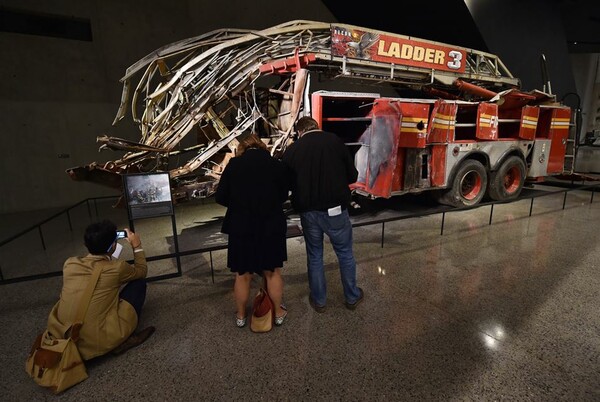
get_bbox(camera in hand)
[116,230,127,239]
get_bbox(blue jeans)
[300,209,361,306]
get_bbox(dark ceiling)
[558,0,600,53]
[322,0,487,51]
[322,0,600,54]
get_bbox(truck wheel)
[487,156,526,201]
[436,159,487,207]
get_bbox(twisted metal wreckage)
[67,20,577,208]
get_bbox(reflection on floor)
[2,187,600,400]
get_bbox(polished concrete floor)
[1,185,600,401]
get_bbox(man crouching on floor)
[46,219,155,359]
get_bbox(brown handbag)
[250,286,274,333]
[25,328,87,394]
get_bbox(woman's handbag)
[25,263,102,394]
[250,286,274,333]
[25,327,87,394]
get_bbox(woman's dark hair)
[236,132,267,156]
[84,219,117,254]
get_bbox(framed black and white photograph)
[123,172,173,219]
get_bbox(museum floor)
[1,185,600,401]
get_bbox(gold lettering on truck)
[379,40,446,66]
[337,28,466,73]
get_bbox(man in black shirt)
[282,116,364,312]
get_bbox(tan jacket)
[46,251,147,360]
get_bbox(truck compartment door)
[518,106,539,140]
[355,99,401,198]
[427,100,457,143]
[476,103,498,140]
[546,108,571,174]
[396,102,429,148]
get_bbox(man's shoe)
[111,326,156,356]
[309,296,326,313]
[345,288,364,310]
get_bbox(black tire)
[487,156,526,201]
[436,159,488,208]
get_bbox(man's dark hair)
[295,116,319,135]
[84,219,117,254]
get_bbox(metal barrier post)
[210,251,215,284]
[38,226,46,251]
[529,198,534,216]
[440,212,446,235]
[171,215,182,277]
[66,210,73,231]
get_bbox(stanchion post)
[210,251,214,284]
[529,198,534,216]
[38,226,46,251]
[440,212,445,235]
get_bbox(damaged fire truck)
[66,20,578,208]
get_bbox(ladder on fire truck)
[256,21,525,155]
[258,21,521,98]
[564,115,577,174]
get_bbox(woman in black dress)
[216,133,289,327]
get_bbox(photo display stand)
[123,172,181,281]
